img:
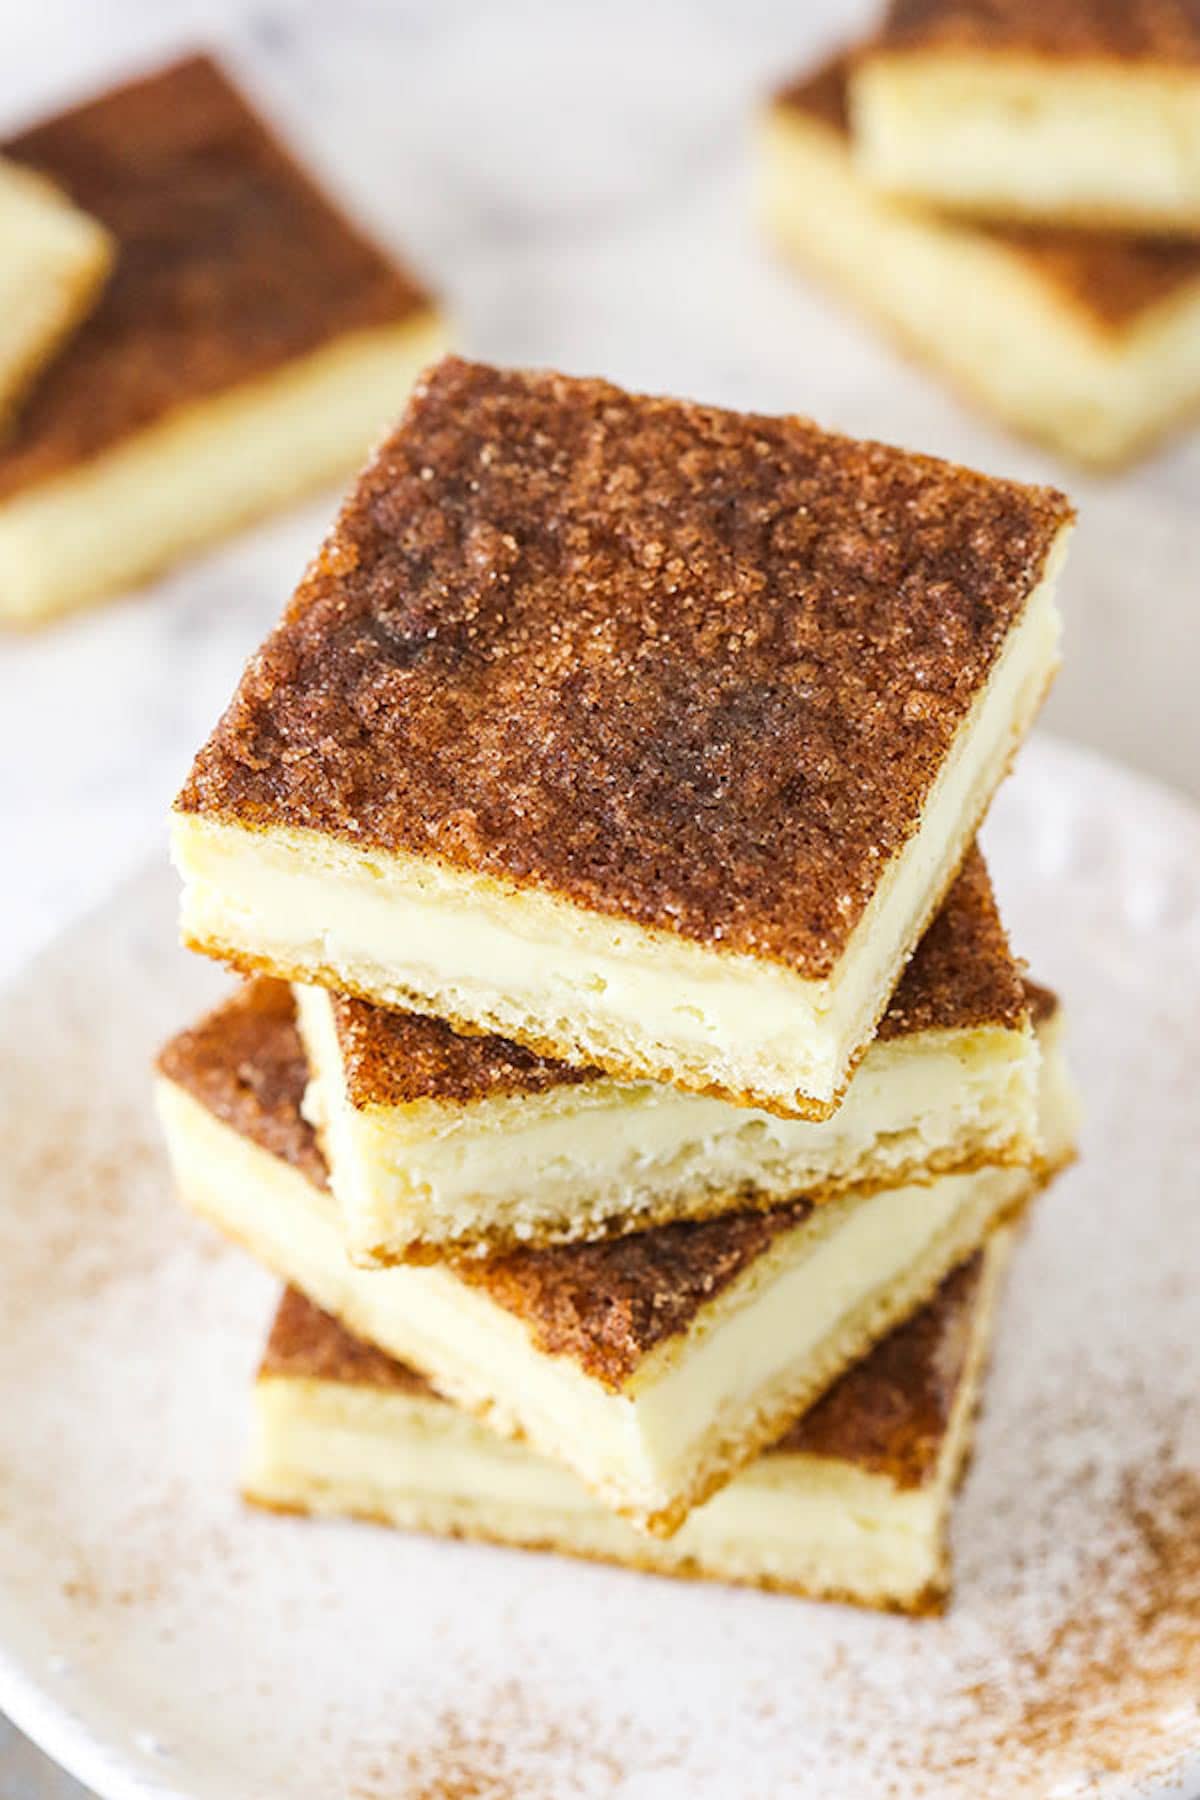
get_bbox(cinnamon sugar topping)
[778,1253,983,1480]
[876,0,1200,63]
[178,356,1070,977]
[156,978,327,1191]
[261,1286,434,1398]
[331,993,599,1110]
[0,53,431,501]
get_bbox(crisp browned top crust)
[157,977,327,1190]
[873,0,1200,63]
[780,51,1200,331]
[0,53,431,500]
[993,226,1200,330]
[262,1285,435,1397]
[329,992,600,1109]
[177,356,1070,976]
[779,49,855,132]
[329,846,1025,1109]
[260,1257,984,1488]
[454,1201,812,1390]
[875,845,1026,1039]
[777,1252,983,1482]
[1023,978,1059,1026]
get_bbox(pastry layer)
[0,54,440,623]
[293,852,1039,1261]
[173,362,1069,1117]
[854,1,1200,232]
[244,1238,1011,1614]
[0,157,110,423]
[155,984,1074,1533]
[0,314,444,624]
[764,56,1200,465]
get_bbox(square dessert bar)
[172,356,1072,1118]
[0,54,443,624]
[154,981,1076,1535]
[245,1239,1013,1615]
[0,155,110,423]
[852,0,1200,234]
[763,50,1200,466]
[296,850,1041,1264]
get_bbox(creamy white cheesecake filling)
[156,1033,1069,1529]
[0,158,111,424]
[761,104,1200,467]
[0,311,445,624]
[173,564,1062,1116]
[245,1235,1010,1607]
[296,979,1038,1261]
[852,56,1200,231]
[248,1389,946,1601]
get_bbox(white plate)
[0,733,1198,1800]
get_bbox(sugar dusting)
[818,1409,1200,1797]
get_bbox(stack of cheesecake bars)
[760,4,1200,468]
[157,354,1079,1615]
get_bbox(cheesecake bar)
[296,850,1039,1263]
[0,54,443,625]
[0,155,110,422]
[852,0,1200,234]
[763,51,1200,466]
[154,981,1075,1534]
[172,356,1072,1118]
[245,1238,1013,1614]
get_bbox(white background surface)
[0,1,1197,1793]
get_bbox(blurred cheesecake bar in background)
[761,49,1200,466]
[851,0,1200,235]
[172,357,1072,1120]
[0,53,443,625]
[0,155,110,424]
[245,1238,1015,1615]
[295,851,1041,1263]
[154,980,1075,1537]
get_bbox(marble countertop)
[1,1,1197,1793]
